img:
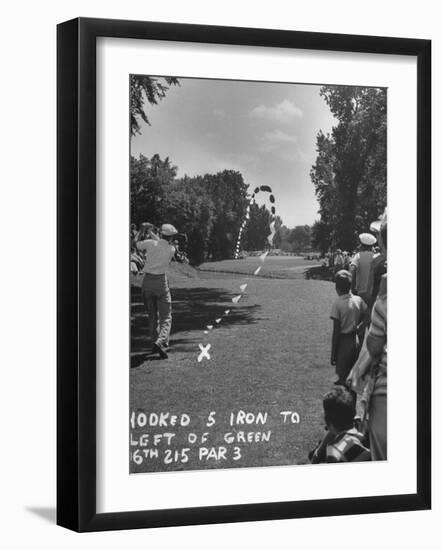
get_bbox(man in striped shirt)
[310,386,371,464]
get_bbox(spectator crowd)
[309,210,387,464]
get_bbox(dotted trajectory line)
[196,186,278,362]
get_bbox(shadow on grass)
[131,285,260,367]
[130,351,164,368]
[304,266,334,282]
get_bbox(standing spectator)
[136,223,178,359]
[366,215,387,461]
[368,215,387,302]
[334,249,344,274]
[368,249,387,302]
[324,253,330,268]
[350,233,377,306]
[330,270,369,385]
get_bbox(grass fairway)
[130,258,336,473]
[199,255,322,279]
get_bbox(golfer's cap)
[161,223,178,236]
[359,232,377,246]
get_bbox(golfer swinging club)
[136,223,178,359]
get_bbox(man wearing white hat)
[136,223,178,358]
[350,232,377,307]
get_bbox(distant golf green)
[198,255,321,278]
[130,257,336,473]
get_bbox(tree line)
[131,153,314,265]
[130,77,387,260]
[310,85,387,253]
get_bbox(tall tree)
[130,75,179,136]
[311,85,387,252]
[242,203,271,251]
[288,225,312,252]
[162,175,216,265]
[130,154,177,226]
[130,157,252,264]
[311,219,332,253]
[204,170,249,260]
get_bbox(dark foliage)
[311,86,387,253]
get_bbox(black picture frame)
[57,17,431,532]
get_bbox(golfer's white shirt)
[137,239,175,275]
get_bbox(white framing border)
[97,37,417,513]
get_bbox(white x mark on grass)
[198,343,211,362]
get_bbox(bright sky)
[131,77,337,227]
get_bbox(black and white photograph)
[0,0,435,542]
[129,75,387,473]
